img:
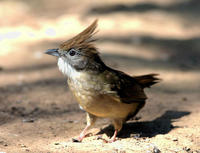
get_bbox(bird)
[45,20,160,143]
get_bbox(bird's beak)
[45,48,59,57]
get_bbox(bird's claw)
[97,136,117,143]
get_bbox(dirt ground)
[0,0,200,152]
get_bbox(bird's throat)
[57,57,82,79]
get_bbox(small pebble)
[0,141,8,146]
[97,136,102,140]
[21,144,26,147]
[130,133,140,139]
[182,97,187,101]
[64,120,79,123]
[67,120,74,123]
[54,142,60,145]
[22,118,35,123]
[153,146,161,153]
[172,138,178,141]
[183,147,191,152]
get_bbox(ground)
[0,0,200,152]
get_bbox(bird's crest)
[60,20,98,55]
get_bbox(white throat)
[57,58,81,79]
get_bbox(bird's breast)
[68,75,140,119]
[68,73,105,112]
[68,71,100,94]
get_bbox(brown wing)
[101,69,147,104]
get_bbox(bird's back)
[67,67,154,120]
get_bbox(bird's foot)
[72,138,82,143]
[97,136,117,143]
[97,129,118,143]
[72,131,94,143]
[109,136,117,143]
[72,134,85,143]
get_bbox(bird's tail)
[133,74,160,88]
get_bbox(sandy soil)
[0,0,200,152]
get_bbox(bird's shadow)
[97,110,190,138]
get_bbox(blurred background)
[0,0,200,152]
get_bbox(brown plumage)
[45,20,160,143]
[133,74,160,88]
[60,19,98,56]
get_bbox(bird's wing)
[101,69,147,104]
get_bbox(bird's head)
[45,20,105,77]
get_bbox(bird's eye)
[69,49,76,56]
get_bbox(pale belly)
[68,77,141,119]
[73,90,140,119]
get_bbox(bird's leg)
[73,112,96,142]
[98,118,123,143]
[109,129,118,142]
[109,118,123,142]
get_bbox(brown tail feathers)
[134,74,160,88]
